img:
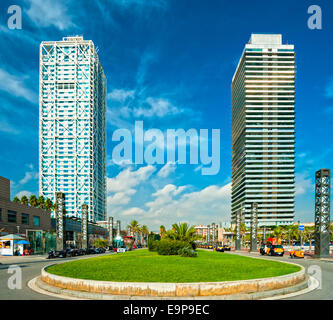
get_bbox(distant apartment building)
[39,36,107,222]
[231,34,296,227]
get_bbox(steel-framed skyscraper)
[39,36,106,222]
[231,34,295,227]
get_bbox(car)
[215,246,224,252]
[77,248,86,256]
[223,245,231,251]
[96,247,106,253]
[289,248,304,259]
[54,250,67,258]
[117,247,127,253]
[267,244,284,256]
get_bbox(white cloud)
[295,172,313,196]
[107,165,156,207]
[121,207,145,216]
[26,0,75,30]
[134,97,183,118]
[15,190,33,199]
[108,89,135,102]
[157,162,176,178]
[123,182,231,229]
[0,119,20,135]
[0,68,37,103]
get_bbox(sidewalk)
[0,254,47,265]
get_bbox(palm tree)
[29,195,38,207]
[44,198,54,213]
[273,226,283,244]
[130,220,140,244]
[160,225,166,238]
[240,223,247,248]
[37,195,45,209]
[165,222,198,244]
[20,195,28,206]
[13,196,20,203]
[141,225,149,247]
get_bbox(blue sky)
[0,0,332,230]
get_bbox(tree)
[160,225,166,238]
[93,239,108,248]
[141,225,149,247]
[37,195,45,209]
[130,220,140,244]
[44,198,54,213]
[20,195,28,206]
[165,222,198,244]
[273,226,283,244]
[29,195,38,207]
[13,196,20,203]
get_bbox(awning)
[15,240,30,245]
[0,234,25,241]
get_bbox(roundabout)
[30,250,309,299]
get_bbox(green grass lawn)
[47,249,301,283]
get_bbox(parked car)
[222,245,231,251]
[96,247,106,253]
[289,248,304,259]
[77,248,86,256]
[55,250,67,258]
[215,246,224,252]
[267,244,284,256]
[117,246,128,253]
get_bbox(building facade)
[0,176,55,254]
[39,36,107,222]
[231,34,295,227]
[0,177,52,235]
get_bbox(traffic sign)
[299,225,305,231]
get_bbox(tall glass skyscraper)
[231,34,295,227]
[39,36,106,222]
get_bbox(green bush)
[178,246,197,258]
[157,239,189,255]
[148,238,159,252]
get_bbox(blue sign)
[299,225,304,231]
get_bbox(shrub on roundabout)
[178,246,198,257]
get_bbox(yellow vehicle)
[289,249,304,259]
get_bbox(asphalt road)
[0,251,115,300]
[228,251,333,300]
[0,250,332,300]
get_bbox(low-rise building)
[0,176,54,254]
[0,176,52,235]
